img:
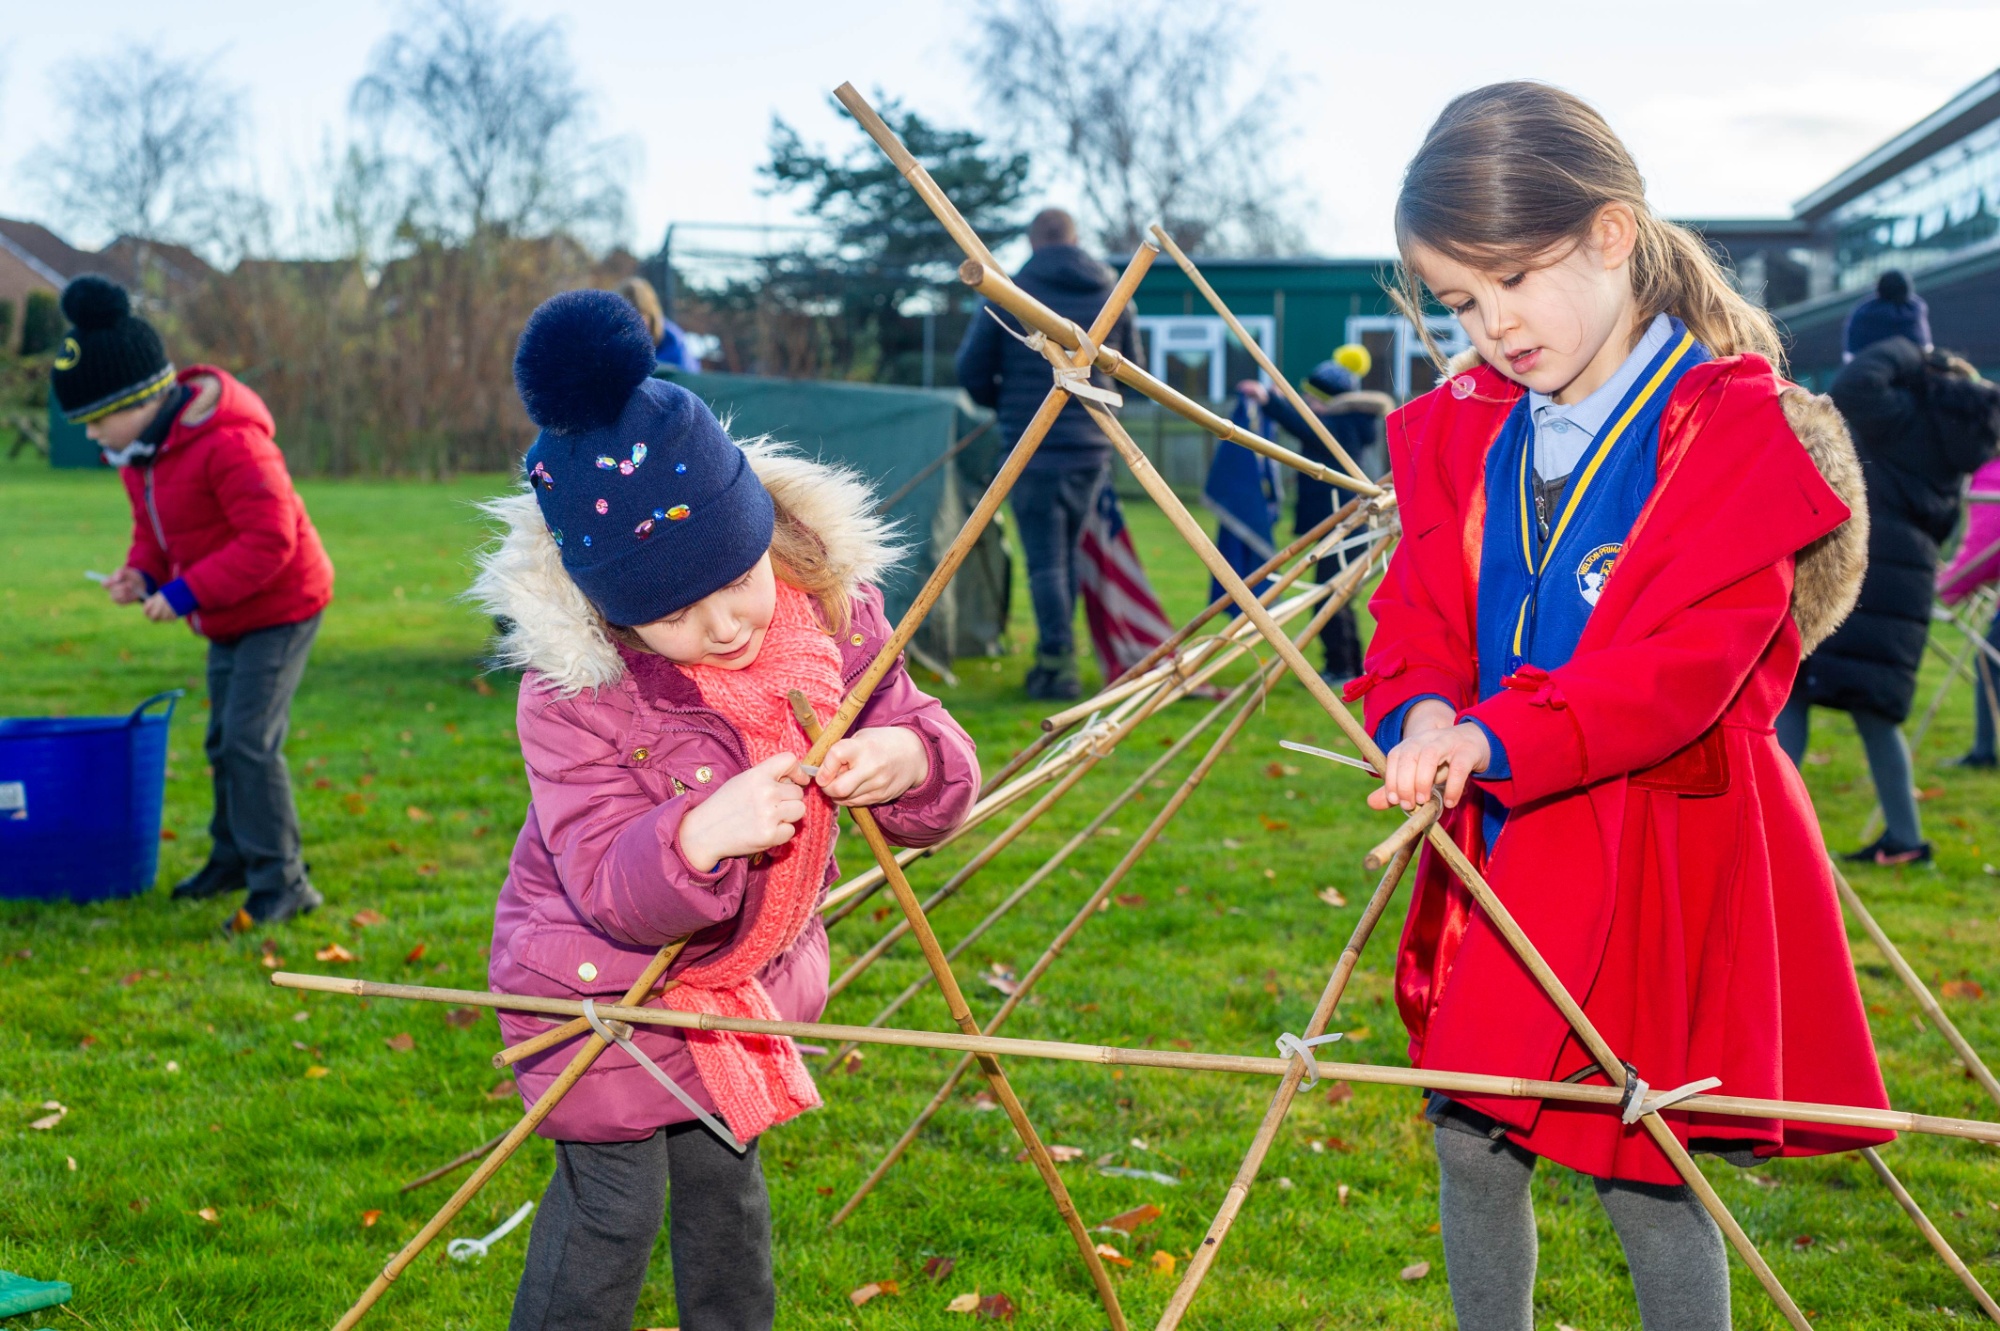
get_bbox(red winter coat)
[1361,354,1890,1184]
[119,366,334,643]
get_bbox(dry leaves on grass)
[1096,1203,1161,1234]
[315,943,357,964]
[1400,1260,1430,1280]
[1017,1144,1085,1163]
[1150,1249,1176,1274]
[924,1256,956,1282]
[1337,1184,1351,1207]
[385,1033,416,1052]
[1317,886,1348,908]
[1325,1081,1354,1105]
[406,805,431,822]
[945,1291,982,1314]
[405,943,428,964]
[968,1091,1000,1112]
[351,909,388,928]
[194,1207,220,1224]
[1115,893,1147,908]
[849,1280,899,1306]
[304,1065,331,1079]
[1260,816,1289,832]
[361,1210,382,1228]
[1094,1243,1132,1267]
[982,965,1018,996]
[260,940,284,969]
[1943,980,1986,1001]
[977,1292,1017,1321]
[488,1079,517,1101]
[160,827,177,840]
[444,1007,482,1029]
[29,1101,67,1130]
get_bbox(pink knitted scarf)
[668,580,841,1141]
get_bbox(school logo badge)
[1575,542,1621,607]
[53,337,80,370]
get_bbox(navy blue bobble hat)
[513,290,773,627]
[1304,360,1360,399]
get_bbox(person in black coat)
[955,208,1141,700]
[1781,333,2000,864]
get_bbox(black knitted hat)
[50,276,175,423]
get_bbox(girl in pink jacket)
[472,291,979,1331]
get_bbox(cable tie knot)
[1616,1061,1722,1125]
[986,307,1122,407]
[1274,1031,1344,1090]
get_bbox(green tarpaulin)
[0,1269,70,1318]
[666,371,1010,667]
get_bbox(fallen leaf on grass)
[260,940,284,969]
[129,1197,150,1213]
[1260,816,1289,832]
[488,1079,517,1101]
[1793,1235,1815,1249]
[1019,1144,1085,1163]
[1276,1176,1294,1190]
[195,1207,220,1224]
[1317,886,1348,908]
[1151,1249,1176,1274]
[1747,1174,1781,1189]
[1399,1261,1430,1281]
[1097,1203,1162,1234]
[416,863,438,877]
[385,1033,415,1052]
[982,965,1018,996]
[1115,893,1147,908]
[407,805,430,822]
[871,906,893,923]
[1098,1165,1179,1185]
[1916,785,1947,802]
[850,1280,901,1306]
[304,1066,330,1079]
[945,1291,982,1313]
[160,827,177,840]
[1094,1243,1133,1267]
[66,1155,77,1171]
[351,909,388,928]
[405,943,428,963]
[316,943,357,963]
[361,1210,382,1228]
[1336,1184,1351,1207]
[1222,838,1244,850]
[925,1256,956,1282]
[30,1101,68,1130]
[312,777,332,789]
[78,1034,97,1048]
[444,1007,481,1029]
[969,1091,1000,1112]
[1324,1081,1354,1105]
[342,793,367,816]
[471,675,495,696]
[1943,980,1985,1001]
[977,1292,1017,1321]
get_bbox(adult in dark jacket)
[55,275,335,927]
[1236,353,1392,681]
[1782,334,2000,863]
[955,208,1140,700]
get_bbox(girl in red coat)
[1358,83,1887,1329]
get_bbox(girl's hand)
[815,726,929,807]
[142,591,179,623]
[105,566,147,606]
[677,751,811,872]
[1367,702,1491,813]
[1236,379,1269,405]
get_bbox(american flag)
[1078,479,1174,679]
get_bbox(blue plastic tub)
[0,690,182,902]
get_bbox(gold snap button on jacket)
[695,765,714,784]
[631,747,649,762]
[850,633,865,646]
[576,961,598,982]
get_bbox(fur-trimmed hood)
[1440,347,1867,653]
[470,438,901,695]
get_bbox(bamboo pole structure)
[1364,796,1442,872]
[1835,864,2000,1111]
[398,1129,508,1194]
[824,547,1391,1069]
[829,572,1369,1224]
[269,973,2000,1148]
[786,694,1127,1328]
[1860,1146,2000,1323]
[326,936,689,1330]
[1149,225,1373,487]
[1156,840,1420,1329]
[834,80,1804,1320]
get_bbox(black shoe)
[1024,653,1081,702]
[1840,835,1934,867]
[172,859,246,900]
[225,880,324,934]
[1946,751,1998,770]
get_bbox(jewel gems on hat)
[595,498,608,514]
[635,518,655,538]
[667,505,690,521]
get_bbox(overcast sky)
[3,1,1997,260]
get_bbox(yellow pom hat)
[1333,343,1372,379]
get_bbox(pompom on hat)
[50,275,176,423]
[514,289,773,628]
[1332,342,1372,380]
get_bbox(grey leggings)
[509,1123,773,1331]
[1436,1123,1730,1330]
[1776,695,1923,848]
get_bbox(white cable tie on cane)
[581,999,746,1154]
[1274,1032,1344,1090]
[1618,1070,1722,1125]
[985,308,1123,407]
[447,1199,535,1261]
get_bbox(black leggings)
[509,1123,773,1331]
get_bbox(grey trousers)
[1776,694,1923,848]
[1434,1119,1731,1330]
[509,1124,774,1331]
[203,613,320,902]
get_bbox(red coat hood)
[160,365,275,455]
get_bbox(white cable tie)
[1274,1031,1344,1090]
[985,307,1123,407]
[446,1200,535,1262]
[581,998,746,1154]
[1618,1071,1722,1125]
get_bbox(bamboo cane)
[1364,796,1442,872]
[788,694,1127,1328]
[270,974,2000,1148]
[1157,839,1420,1330]
[1835,864,2000,1111]
[493,976,685,1070]
[398,1129,509,1194]
[957,257,1376,494]
[1860,1146,2000,1323]
[1150,225,1373,487]
[826,548,1390,1068]
[326,936,689,1330]
[1067,396,1813,1326]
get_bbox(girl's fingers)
[768,821,796,845]
[1441,748,1473,808]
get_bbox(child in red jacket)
[1359,84,1889,1329]
[55,275,335,930]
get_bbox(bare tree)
[26,44,248,248]
[352,0,630,247]
[969,0,1301,255]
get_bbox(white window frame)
[1344,313,1471,399]
[1135,314,1276,402]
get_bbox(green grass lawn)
[3,453,1999,1330]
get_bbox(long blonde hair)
[616,276,667,345]
[1392,82,1783,373]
